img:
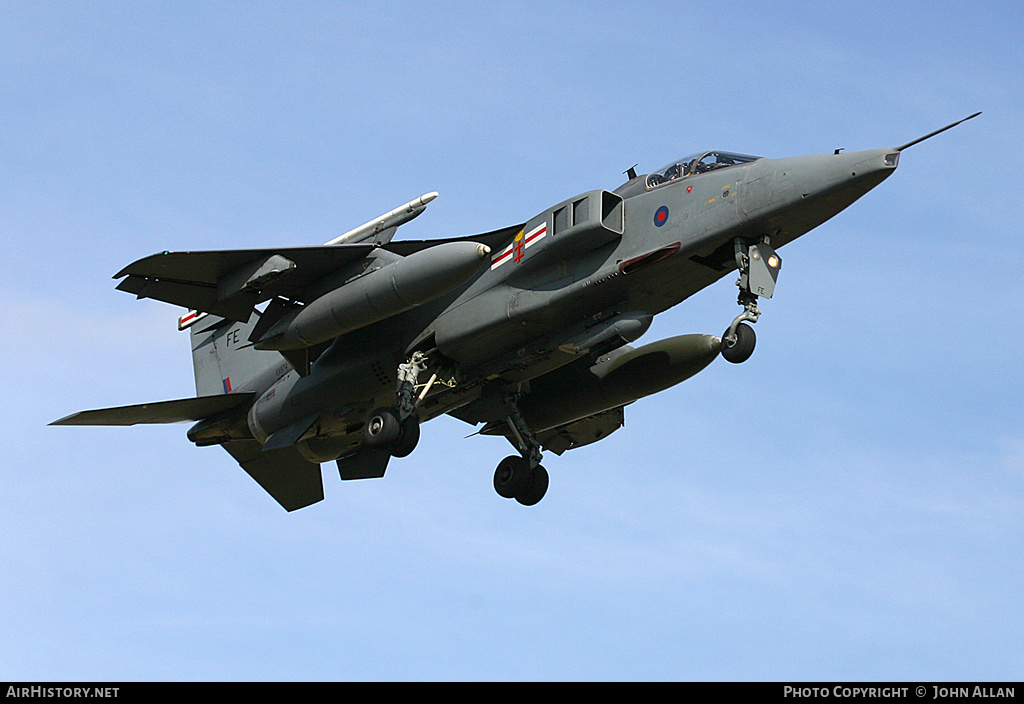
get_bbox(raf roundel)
[653,205,669,227]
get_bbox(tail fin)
[181,310,284,396]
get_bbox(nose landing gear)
[721,237,781,364]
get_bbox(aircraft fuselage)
[52,114,981,509]
[248,146,899,465]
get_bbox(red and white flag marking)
[491,222,547,270]
[177,310,207,331]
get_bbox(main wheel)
[363,407,401,449]
[515,465,549,506]
[493,455,531,499]
[721,322,756,364]
[390,415,420,458]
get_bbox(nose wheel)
[720,238,780,364]
[721,320,756,364]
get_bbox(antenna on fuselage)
[896,112,981,152]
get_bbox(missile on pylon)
[325,192,439,246]
[255,241,491,351]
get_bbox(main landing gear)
[492,391,549,506]
[363,351,434,458]
[363,406,420,457]
[721,237,781,365]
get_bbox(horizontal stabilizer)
[222,440,324,511]
[50,393,255,426]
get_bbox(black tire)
[493,455,531,499]
[390,415,420,458]
[515,465,549,506]
[721,322,756,364]
[363,407,401,449]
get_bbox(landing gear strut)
[721,296,759,364]
[721,237,781,364]
[363,351,433,457]
[492,391,549,505]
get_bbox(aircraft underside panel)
[535,406,625,455]
[336,448,390,480]
[221,439,324,512]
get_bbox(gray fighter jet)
[52,114,979,510]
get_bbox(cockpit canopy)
[646,151,761,189]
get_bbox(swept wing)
[114,244,378,322]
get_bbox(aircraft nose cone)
[740,148,900,247]
[826,148,899,185]
[784,148,899,207]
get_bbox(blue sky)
[2,1,1021,681]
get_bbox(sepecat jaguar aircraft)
[52,114,979,510]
